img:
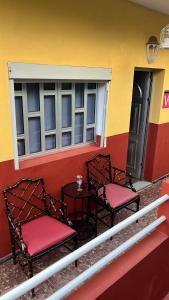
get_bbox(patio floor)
[0,180,162,299]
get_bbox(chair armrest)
[45,193,72,225]
[8,215,27,253]
[111,166,135,190]
[96,185,110,206]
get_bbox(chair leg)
[74,236,78,267]
[94,201,98,237]
[110,211,115,240]
[136,198,140,223]
[10,232,17,265]
[111,211,115,227]
[28,260,35,297]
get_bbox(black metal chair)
[86,154,140,236]
[3,178,78,296]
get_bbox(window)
[9,62,111,168]
[14,82,97,157]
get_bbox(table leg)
[87,197,91,221]
[82,197,84,218]
[61,187,64,203]
[74,198,77,220]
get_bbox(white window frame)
[9,63,112,169]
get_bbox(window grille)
[14,82,97,157]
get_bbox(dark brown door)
[127,71,152,179]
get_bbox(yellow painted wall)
[0,0,169,162]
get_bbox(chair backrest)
[86,154,112,191]
[3,178,47,224]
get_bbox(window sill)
[19,144,102,169]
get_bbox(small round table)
[61,182,96,241]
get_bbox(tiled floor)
[0,180,162,299]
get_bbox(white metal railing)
[1,194,169,300]
[47,216,166,300]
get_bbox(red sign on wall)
[163,92,169,108]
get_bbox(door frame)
[139,71,153,179]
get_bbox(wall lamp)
[146,24,169,64]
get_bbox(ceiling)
[129,0,169,16]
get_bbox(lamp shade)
[160,24,169,48]
[146,36,159,64]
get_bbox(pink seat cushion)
[22,215,76,256]
[98,183,138,208]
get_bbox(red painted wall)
[106,122,169,182]
[144,123,158,181]
[0,133,129,258]
[98,238,169,300]
[106,239,169,300]
[68,232,169,300]
[106,133,129,170]
[0,146,106,258]
[107,123,169,182]
[1,124,169,258]
[144,122,169,181]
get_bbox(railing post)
[158,180,169,236]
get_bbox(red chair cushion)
[98,183,138,208]
[22,215,76,256]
